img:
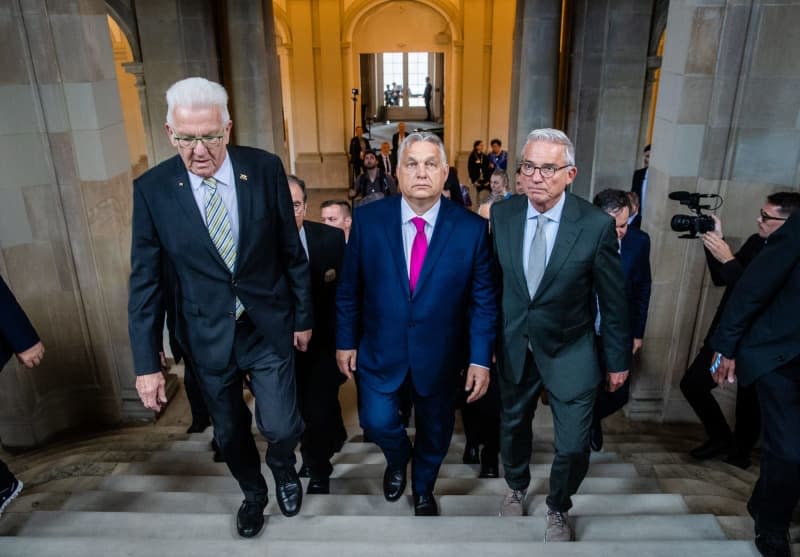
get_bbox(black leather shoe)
[210,439,224,462]
[590,421,604,452]
[236,499,266,538]
[689,438,733,460]
[186,419,211,434]
[413,493,439,516]
[723,452,752,470]
[306,477,330,495]
[297,463,312,478]
[479,450,499,478]
[462,443,480,464]
[383,464,407,502]
[754,528,791,557]
[273,468,303,517]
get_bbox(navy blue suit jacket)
[128,146,312,374]
[336,196,497,396]
[620,227,652,340]
[0,276,40,368]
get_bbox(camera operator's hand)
[710,214,723,237]
[702,232,735,264]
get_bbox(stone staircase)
[0,411,797,556]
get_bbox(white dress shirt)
[400,196,440,277]
[522,192,566,279]
[189,150,239,245]
[299,226,309,260]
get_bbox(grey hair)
[522,128,575,166]
[397,132,448,169]
[165,77,230,127]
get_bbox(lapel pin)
[239,173,248,181]
[178,181,184,187]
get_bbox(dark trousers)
[183,357,210,426]
[499,350,596,512]
[0,458,14,487]
[748,357,800,532]
[358,373,457,496]
[191,316,304,502]
[295,349,347,479]
[680,344,761,452]
[460,366,500,455]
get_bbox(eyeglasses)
[292,201,305,214]
[759,210,787,222]
[519,162,571,178]
[402,160,442,173]
[172,132,225,149]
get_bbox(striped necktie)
[203,177,244,318]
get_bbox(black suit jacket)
[0,276,40,368]
[391,131,410,161]
[629,167,647,228]
[620,227,652,340]
[349,136,372,174]
[710,213,800,385]
[377,152,393,177]
[128,146,312,374]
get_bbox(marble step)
[9,491,688,516]
[97,473,656,495]
[0,511,727,541]
[0,538,762,557]
[110,461,640,479]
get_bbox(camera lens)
[670,215,694,233]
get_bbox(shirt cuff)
[469,363,490,370]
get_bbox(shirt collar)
[189,149,233,192]
[526,191,566,222]
[401,196,441,228]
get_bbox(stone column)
[643,0,800,423]
[134,0,220,164]
[507,0,561,171]
[566,0,653,200]
[224,0,287,162]
[0,0,142,446]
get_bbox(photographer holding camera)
[680,192,800,468]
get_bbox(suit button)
[232,280,238,287]
[228,311,235,317]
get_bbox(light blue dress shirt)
[522,192,566,279]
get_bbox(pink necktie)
[409,217,428,294]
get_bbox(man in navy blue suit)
[128,77,312,538]
[336,132,497,516]
[0,276,46,515]
[590,189,652,451]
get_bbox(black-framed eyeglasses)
[172,132,225,149]
[519,162,571,178]
[759,209,787,222]
[292,201,305,214]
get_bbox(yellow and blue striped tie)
[203,177,244,318]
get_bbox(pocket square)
[324,269,337,283]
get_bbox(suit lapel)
[229,149,250,269]
[170,157,229,270]
[412,199,456,298]
[383,197,411,300]
[534,193,582,300]
[505,196,529,298]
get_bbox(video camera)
[669,191,723,238]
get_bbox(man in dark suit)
[391,122,410,167]
[491,129,629,542]
[629,144,650,229]
[589,189,652,451]
[710,211,800,557]
[0,276,46,515]
[423,77,433,121]
[681,193,799,469]
[336,132,497,516]
[349,125,371,179]
[287,175,348,495]
[128,77,312,538]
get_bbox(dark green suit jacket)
[490,193,630,401]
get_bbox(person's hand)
[606,370,629,393]
[294,329,312,352]
[702,233,735,263]
[16,341,45,368]
[465,365,490,403]
[632,338,643,354]
[710,214,723,237]
[336,349,357,381]
[136,371,167,412]
[711,352,736,388]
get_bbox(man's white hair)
[398,132,448,168]
[165,77,230,126]
[523,128,575,166]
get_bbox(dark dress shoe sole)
[306,480,330,495]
